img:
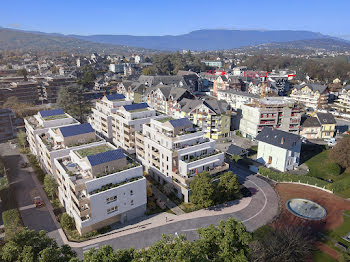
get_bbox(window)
[130,190,134,196]
[131,200,134,206]
[106,195,117,203]
[107,205,118,214]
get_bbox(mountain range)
[1,27,350,53]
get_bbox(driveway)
[0,143,62,244]
[71,163,279,258]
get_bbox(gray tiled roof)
[226,144,247,156]
[87,149,125,166]
[301,117,321,128]
[293,83,328,94]
[256,127,301,150]
[316,112,336,124]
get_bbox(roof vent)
[281,137,284,144]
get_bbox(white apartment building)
[54,143,146,235]
[89,94,132,140]
[217,89,260,110]
[240,97,301,139]
[35,123,105,176]
[111,103,158,154]
[290,83,329,109]
[256,127,302,172]
[135,117,228,202]
[334,85,350,113]
[24,109,79,155]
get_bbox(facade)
[35,123,105,176]
[316,113,336,139]
[201,60,223,68]
[290,83,329,109]
[217,89,259,110]
[88,94,131,140]
[42,76,75,103]
[176,98,231,139]
[0,81,40,104]
[334,85,350,113]
[212,76,243,96]
[54,143,146,235]
[300,117,322,140]
[240,97,301,139]
[135,117,228,202]
[0,109,16,142]
[111,103,157,154]
[24,109,79,156]
[256,127,302,172]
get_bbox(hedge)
[328,176,350,192]
[258,167,329,188]
[27,153,45,184]
[2,209,23,240]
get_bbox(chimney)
[281,137,284,144]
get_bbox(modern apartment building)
[240,97,301,139]
[175,98,231,139]
[24,109,79,156]
[35,123,105,176]
[217,89,259,110]
[111,103,157,154]
[290,83,329,109]
[54,143,146,235]
[0,108,16,142]
[334,85,350,113]
[89,94,131,140]
[135,117,228,202]
[42,76,75,103]
[0,81,40,104]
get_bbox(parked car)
[324,138,337,147]
[33,196,44,207]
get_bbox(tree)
[44,174,57,199]
[1,229,77,262]
[231,154,243,163]
[17,68,28,81]
[60,213,75,231]
[217,171,240,202]
[57,85,92,123]
[197,218,252,261]
[3,96,37,118]
[142,66,156,75]
[190,172,215,208]
[250,224,314,262]
[330,135,350,171]
[17,130,28,149]
[84,245,136,262]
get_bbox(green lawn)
[327,214,350,247]
[76,144,113,158]
[337,188,350,199]
[158,117,174,123]
[305,150,343,181]
[312,250,337,262]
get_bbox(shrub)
[60,213,75,231]
[258,167,329,187]
[2,209,23,239]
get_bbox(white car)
[324,138,336,147]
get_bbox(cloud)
[7,23,21,28]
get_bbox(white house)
[256,127,301,172]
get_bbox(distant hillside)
[0,28,155,54]
[252,38,350,51]
[69,29,332,51]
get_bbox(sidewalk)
[61,195,251,248]
[148,182,185,215]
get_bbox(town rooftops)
[59,123,94,138]
[168,118,193,128]
[87,148,125,166]
[226,144,247,156]
[301,117,321,128]
[316,113,336,125]
[123,103,149,112]
[256,127,301,150]
[105,93,125,101]
[293,83,328,94]
[39,109,65,118]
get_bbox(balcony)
[208,162,229,176]
[152,150,160,158]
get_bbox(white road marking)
[19,204,35,211]
[82,243,99,253]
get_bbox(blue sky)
[1,0,349,39]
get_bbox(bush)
[60,213,75,231]
[258,167,329,187]
[328,176,350,192]
[2,209,23,239]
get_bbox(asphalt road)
[0,143,62,243]
[74,163,279,257]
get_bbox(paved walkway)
[147,181,185,215]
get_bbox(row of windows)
[107,205,118,214]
